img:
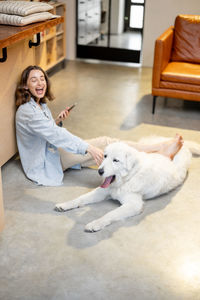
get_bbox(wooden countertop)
[0,16,64,48]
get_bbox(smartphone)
[67,102,77,112]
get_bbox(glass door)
[76,0,145,63]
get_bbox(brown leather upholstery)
[171,15,200,63]
[152,15,200,113]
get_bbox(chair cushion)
[160,81,200,93]
[171,15,200,63]
[0,1,53,16]
[161,62,200,85]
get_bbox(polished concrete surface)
[1,61,200,300]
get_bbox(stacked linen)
[0,1,57,26]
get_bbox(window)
[130,5,144,29]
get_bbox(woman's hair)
[15,65,55,108]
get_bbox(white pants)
[59,136,138,171]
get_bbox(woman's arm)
[25,111,88,155]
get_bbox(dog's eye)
[113,158,119,162]
[104,154,107,159]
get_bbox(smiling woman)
[26,70,47,99]
[15,65,104,186]
[15,65,54,108]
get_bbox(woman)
[15,65,183,186]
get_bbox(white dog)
[55,137,200,232]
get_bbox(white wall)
[110,0,125,34]
[142,0,200,67]
[64,0,200,64]
[63,0,76,60]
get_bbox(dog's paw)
[54,202,74,212]
[85,219,106,232]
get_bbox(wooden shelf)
[0,17,64,48]
[35,2,66,71]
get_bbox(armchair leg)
[152,96,157,114]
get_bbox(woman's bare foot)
[126,134,184,159]
[157,134,183,160]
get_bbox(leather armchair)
[152,15,200,114]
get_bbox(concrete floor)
[1,61,200,300]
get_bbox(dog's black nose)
[98,168,104,176]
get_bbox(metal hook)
[29,33,41,48]
[0,48,7,63]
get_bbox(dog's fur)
[55,137,200,232]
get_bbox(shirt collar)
[30,97,47,110]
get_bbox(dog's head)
[98,142,139,188]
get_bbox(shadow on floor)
[120,94,200,131]
[65,186,181,249]
[3,157,181,250]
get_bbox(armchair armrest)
[152,26,174,88]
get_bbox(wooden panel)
[0,38,35,166]
[0,169,4,232]
[0,17,65,233]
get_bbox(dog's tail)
[184,141,200,156]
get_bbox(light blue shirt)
[15,98,89,186]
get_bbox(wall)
[142,0,200,67]
[110,0,125,34]
[64,0,200,64]
[63,0,76,60]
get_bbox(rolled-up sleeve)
[27,112,89,155]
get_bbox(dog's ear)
[119,150,137,177]
[126,149,140,174]
[126,150,136,170]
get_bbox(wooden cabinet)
[35,2,66,71]
[0,17,64,232]
[0,168,4,231]
[77,0,101,45]
[0,38,35,232]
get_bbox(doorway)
[76,0,145,64]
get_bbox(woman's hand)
[87,144,104,166]
[55,107,70,125]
